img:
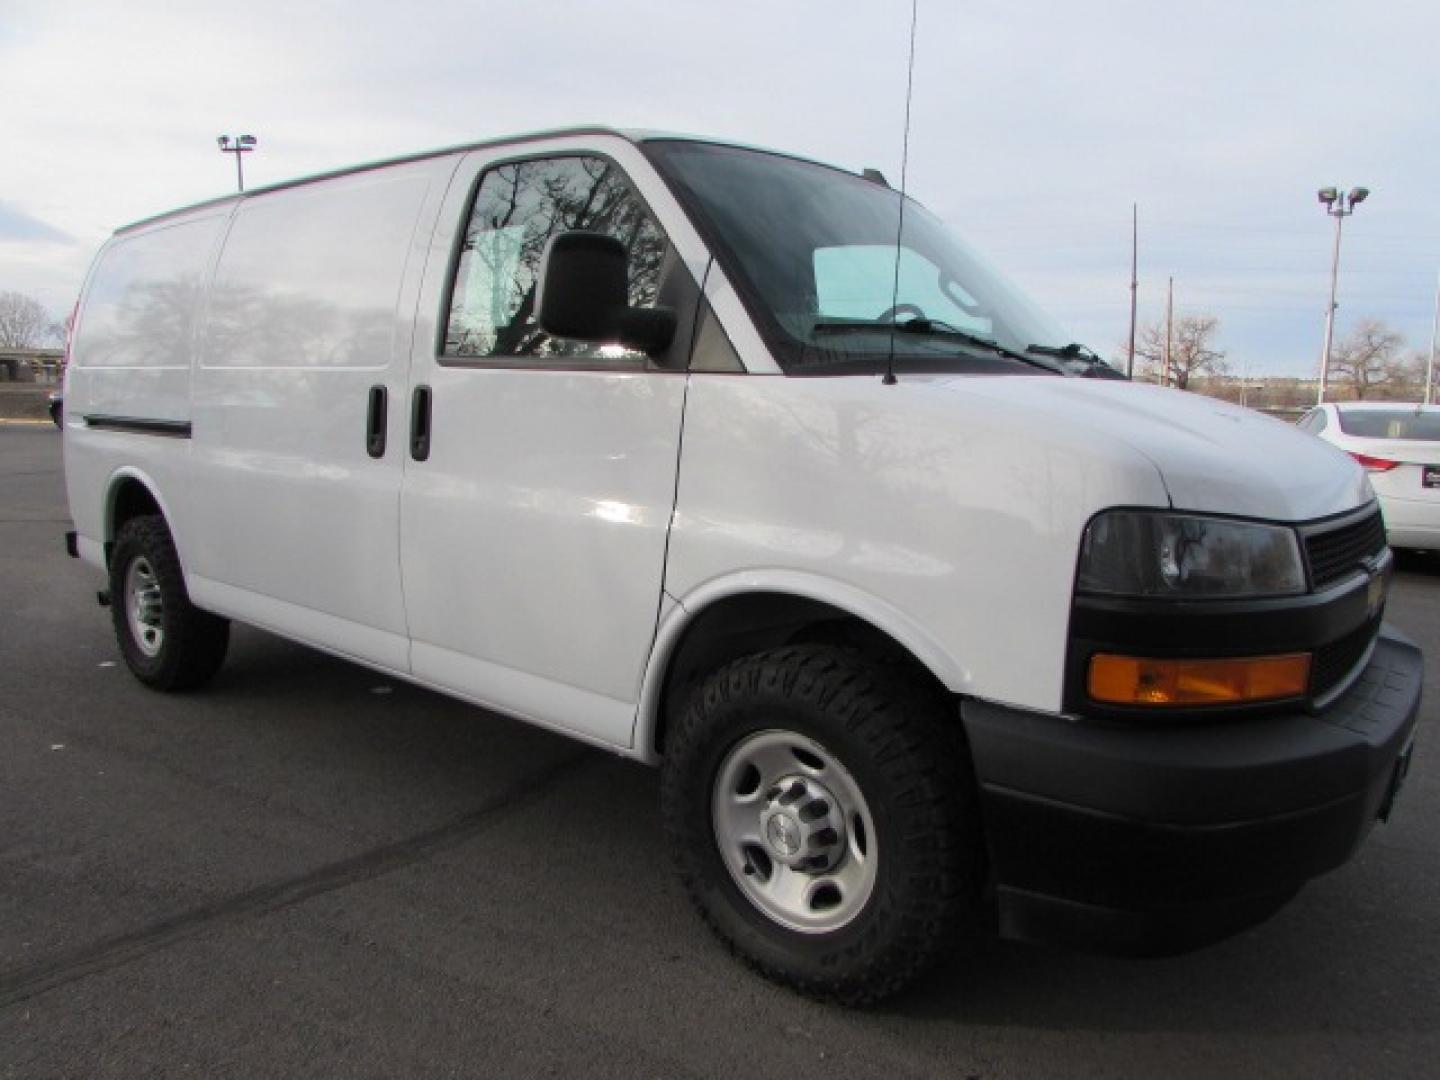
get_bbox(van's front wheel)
[109,515,229,690]
[661,646,984,1004]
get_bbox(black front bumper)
[962,625,1422,956]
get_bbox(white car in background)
[1299,402,1440,549]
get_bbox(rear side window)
[443,155,666,363]
[1337,409,1440,440]
[202,172,431,370]
[74,216,224,368]
[1297,409,1328,434]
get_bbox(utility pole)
[1426,271,1438,406]
[217,134,258,192]
[1162,276,1174,387]
[1127,203,1138,379]
[1315,185,1370,404]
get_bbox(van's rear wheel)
[661,645,984,1004]
[109,515,229,690]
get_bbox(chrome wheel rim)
[125,557,164,658]
[712,729,878,934]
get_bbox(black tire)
[109,514,229,690]
[661,645,985,1004]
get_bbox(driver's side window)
[442,155,667,364]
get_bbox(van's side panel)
[64,212,231,563]
[185,158,454,671]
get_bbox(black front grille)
[1312,616,1381,700]
[1304,511,1386,591]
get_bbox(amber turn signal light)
[1088,653,1311,707]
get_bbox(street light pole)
[1315,185,1370,405]
[1318,209,1345,404]
[216,134,258,192]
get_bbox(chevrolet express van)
[63,128,1421,1002]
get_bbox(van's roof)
[116,127,862,235]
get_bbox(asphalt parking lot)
[1,424,1436,1079]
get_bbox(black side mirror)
[536,231,676,355]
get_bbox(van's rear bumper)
[961,625,1422,956]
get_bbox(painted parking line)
[0,419,56,426]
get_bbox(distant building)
[0,348,64,383]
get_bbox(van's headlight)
[1078,511,1305,598]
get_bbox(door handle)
[366,385,388,458]
[410,385,432,461]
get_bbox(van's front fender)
[633,569,966,763]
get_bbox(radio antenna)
[883,0,920,387]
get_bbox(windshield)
[1338,408,1440,440]
[644,140,1069,375]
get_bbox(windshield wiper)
[1026,341,1101,362]
[811,319,1062,373]
[1026,342,1131,379]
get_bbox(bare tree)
[1133,314,1227,390]
[1382,350,1430,402]
[0,291,63,380]
[1329,319,1407,401]
[0,291,61,349]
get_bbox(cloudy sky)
[2,0,1436,375]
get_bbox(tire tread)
[109,515,229,691]
[662,645,982,1005]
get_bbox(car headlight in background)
[1078,511,1306,599]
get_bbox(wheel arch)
[634,572,966,764]
[103,468,174,564]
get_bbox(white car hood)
[927,376,1372,522]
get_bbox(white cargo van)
[63,128,1421,1002]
